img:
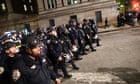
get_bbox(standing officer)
[12,34,61,84]
[0,40,19,84]
[89,19,101,47]
[47,27,72,78]
[57,26,79,70]
[82,19,96,51]
[67,19,82,60]
[76,23,87,55]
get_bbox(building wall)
[0,0,119,32]
[38,0,118,28]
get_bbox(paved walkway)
[98,25,138,33]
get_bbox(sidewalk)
[98,25,140,34]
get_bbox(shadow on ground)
[97,67,140,84]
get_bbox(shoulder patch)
[0,67,4,75]
[12,69,21,82]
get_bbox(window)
[47,0,55,9]
[49,19,55,27]
[1,3,6,10]
[0,0,7,15]
[67,0,78,5]
[11,0,38,14]
[95,11,102,23]
[24,4,27,11]
[30,6,33,11]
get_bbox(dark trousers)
[79,41,86,54]
[85,39,95,50]
[69,60,77,68]
[53,61,69,77]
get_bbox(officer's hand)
[58,56,62,61]
[81,40,83,43]
[60,40,64,44]
[47,40,51,44]
[87,35,90,39]
[55,78,61,84]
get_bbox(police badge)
[12,69,21,82]
[0,66,4,74]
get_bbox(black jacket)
[47,35,63,64]
[13,54,57,84]
[0,53,19,84]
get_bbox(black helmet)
[83,18,87,22]
[22,34,39,49]
[3,41,16,50]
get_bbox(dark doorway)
[70,15,78,23]
[95,11,102,23]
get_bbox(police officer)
[82,19,96,51]
[0,40,19,84]
[57,26,79,70]
[68,19,82,60]
[12,34,61,84]
[76,23,87,55]
[47,27,72,78]
[89,19,101,47]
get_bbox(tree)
[116,0,131,12]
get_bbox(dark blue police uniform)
[12,54,57,84]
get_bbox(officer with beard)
[11,34,61,84]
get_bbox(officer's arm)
[12,69,26,84]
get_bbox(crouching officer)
[0,40,19,84]
[12,34,61,84]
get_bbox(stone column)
[43,0,49,10]
[56,0,63,8]
[63,0,68,6]
[53,0,57,8]
[37,0,45,12]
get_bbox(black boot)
[60,62,72,78]
[96,39,101,47]
[69,60,79,70]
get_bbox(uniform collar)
[23,55,39,67]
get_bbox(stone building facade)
[37,0,118,27]
[0,0,118,32]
